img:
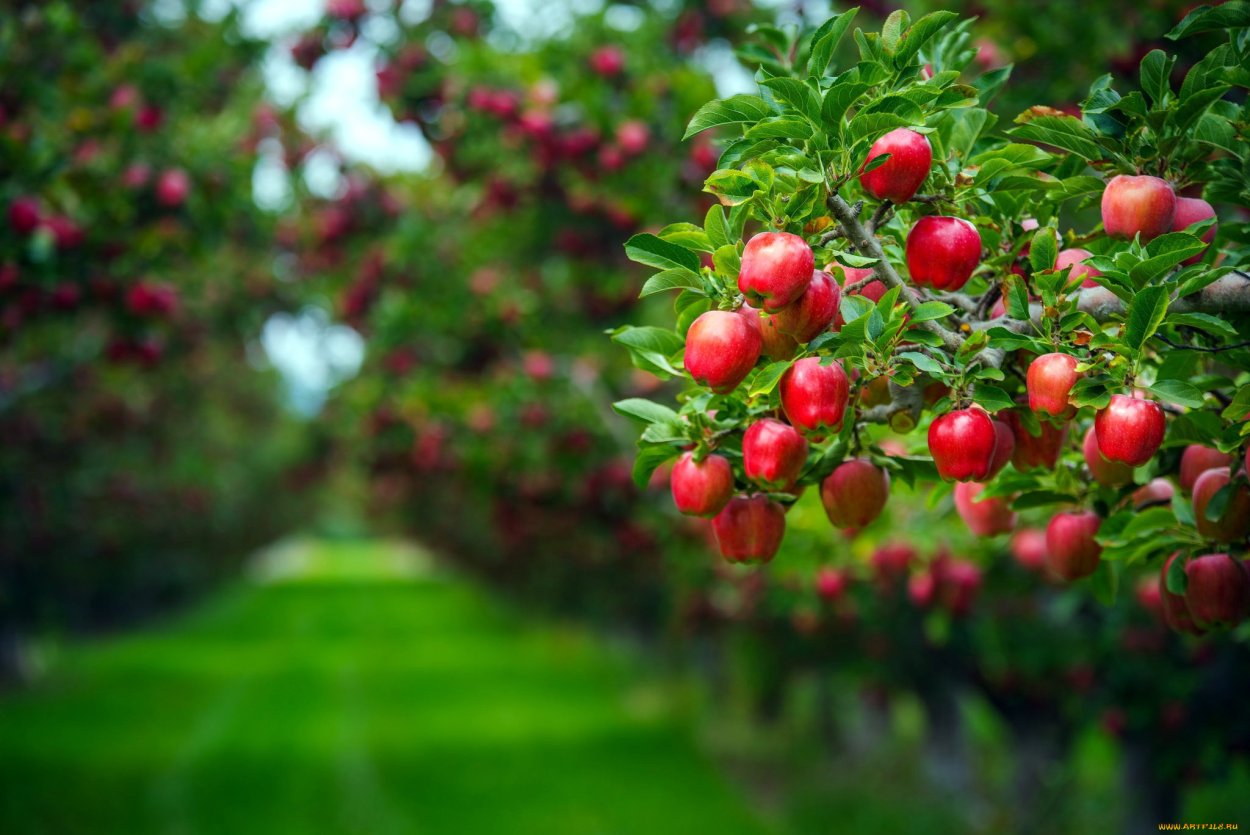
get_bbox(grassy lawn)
[0,540,771,835]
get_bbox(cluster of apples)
[813,543,982,619]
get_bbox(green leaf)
[640,269,706,298]
[1167,2,1250,40]
[703,169,764,206]
[744,117,815,142]
[1009,112,1103,161]
[1146,380,1205,409]
[1128,232,1208,284]
[1124,285,1170,354]
[749,361,792,397]
[1011,490,1079,510]
[972,384,1014,413]
[632,443,680,489]
[898,350,945,376]
[759,77,821,124]
[704,205,732,251]
[658,223,713,252]
[1205,482,1233,523]
[612,399,679,425]
[1165,553,1187,596]
[1005,275,1031,320]
[821,81,871,132]
[625,233,702,273]
[1029,226,1058,273]
[684,95,775,139]
[808,7,859,77]
[611,326,685,377]
[1139,49,1173,106]
[1091,560,1120,605]
[1166,312,1238,338]
[909,301,956,322]
[893,10,958,67]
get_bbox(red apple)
[779,357,850,435]
[928,407,996,481]
[155,168,190,207]
[738,232,814,311]
[820,459,890,529]
[1170,196,1217,264]
[752,307,799,360]
[684,309,761,393]
[1101,174,1176,241]
[1027,353,1080,416]
[7,196,41,235]
[1192,467,1250,542]
[712,495,785,564]
[871,543,916,586]
[1055,248,1103,288]
[1159,554,1203,635]
[815,567,848,600]
[1083,426,1133,487]
[1132,478,1175,509]
[833,264,885,302]
[984,419,1015,480]
[1184,553,1250,630]
[906,216,981,291]
[1095,394,1165,468]
[671,452,734,518]
[616,120,650,156]
[1010,528,1048,571]
[1003,410,1069,472]
[743,418,808,490]
[1179,445,1231,494]
[1045,510,1102,581]
[954,481,1016,537]
[771,270,841,342]
[589,45,625,76]
[859,128,932,204]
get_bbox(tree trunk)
[1121,736,1180,835]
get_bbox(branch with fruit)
[611,5,1250,634]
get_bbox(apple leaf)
[704,205,732,251]
[1011,490,1079,510]
[1165,312,1239,338]
[640,269,706,298]
[1165,553,1188,596]
[684,94,774,139]
[893,10,958,67]
[1167,2,1250,40]
[807,7,859,78]
[1091,560,1119,605]
[898,351,945,376]
[1029,226,1058,273]
[1008,112,1103,161]
[1124,285,1170,354]
[971,384,1013,413]
[658,223,713,252]
[631,443,680,489]
[1146,380,1205,409]
[909,301,955,322]
[1127,233,1207,285]
[1204,482,1233,523]
[612,398,679,425]
[625,233,702,273]
[1220,385,1250,421]
[749,361,792,397]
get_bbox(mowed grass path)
[0,541,771,835]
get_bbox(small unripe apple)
[684,309,761,393]
[859,128,932,204]
[779,357,849,436]
[1171,196,1217,265]
[712,495,785,564]
[1101,174,1176,241]
[984,419,1015,480]
[954,482,1016,537]
[743,418,808,490]
[1027,353,1080,416]
[1095,393,1166,468]
[1083,426,1133,487]
[1192,468,1250,542]
[821,459,889,529]
[928,407,996,481]
[906,216,981,291]
[738,232,815,311]
[1010,528,1047,571]
[1179,444,1231,494]
[1003,410,1069,472]
[1184,553,1250,630]
[1160,554,1203,635]
[771,270,841,342]
[671,452,734,518]
[1055,248,1102,288]
[815,567,848,600]
[1045,510,1102,581]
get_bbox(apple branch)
[1077,274,1250,320]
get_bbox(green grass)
[0,540,771,835]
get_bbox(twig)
[1156,336,1250,354]
[868,200,894,233]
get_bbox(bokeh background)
[1,1,1247,833]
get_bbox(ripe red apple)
[1045,510,1102,581]
[712,495,786,564]
[751,307,799,360]
[1179,445,1231,494]
[771,270,841,342]
[1003,410,1069,472]
[937,559,982,616]
[859,128,932,204]
[616,120,650,156]
[1171,196,1217,264]
[928,407,996,481]
[1183,553,1250,630]
[743,418,808,490]
[1159,554,1203,635]
[1101,174,1176,241]
[7,196,41,235]
[833,264,885,302]
[1095,394,1166,468]
[1055,248,1103,288]
[684,309,761,393]
[821,459,889,529]
[984,419,1015,480]
[779,357,849,435]
[738,232,815,311]
[954,482,1016,537]
[905,216,981,291]
[155,168,190,207]
[589,45,625,76]
[815,567,848,600]
[1192,467,1250,542]
[1027,353,1080,416]
[1132,478,1175,509]
[871,543,916,587]
[671,452,734,518]
[1010,528,1047,571]
[1083,426,1133,487]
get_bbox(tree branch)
[1077,274,1250,321]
